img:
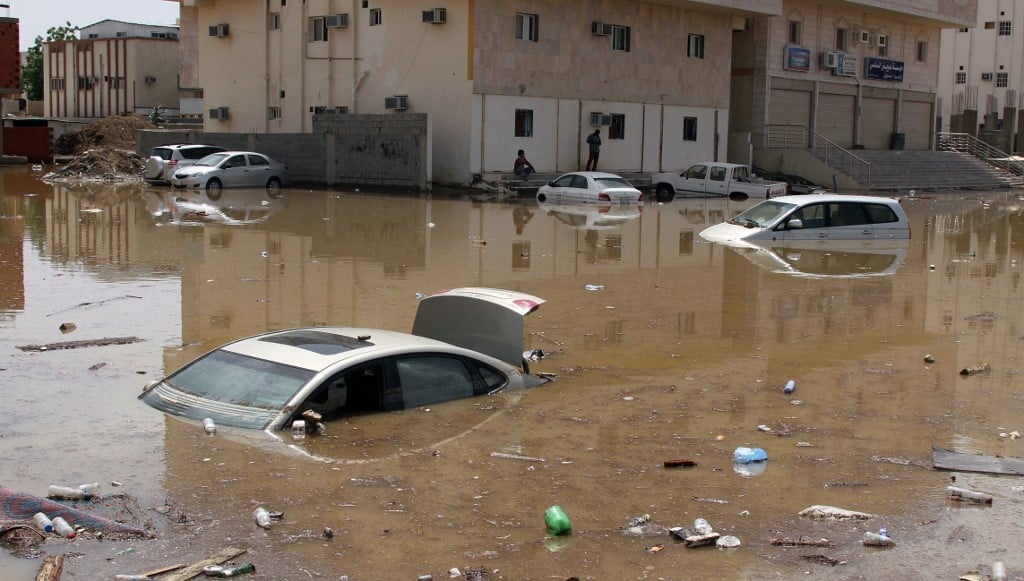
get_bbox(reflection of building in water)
[0,169,32,315]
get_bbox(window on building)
[609,114,625,139]
[309,16,328,41]
[515,13,538,42]
[788,20,801,44]
[269,107,282,120]
[958,27,969,33]
[999,21,1012,35]
[683,117,698,142]
[514,109,533,137]
[997,72,1009,87]
[88,33,98,39]
[984,21,995,29]
[835,28,847,51]
[115,31,127,37]
[269,13,280,30]
[877,36,888,57]
[77,76,95,90]
[916,41,927,62]
[687,34,704,59]
[49,78,65,91]
[370,8,382,26]
[107,76,124,89]
[955,72,966,84]
[611,25,630,52]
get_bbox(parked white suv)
[144,144,226,185]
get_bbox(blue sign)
[784,46,810,72]
[864,57,904,82]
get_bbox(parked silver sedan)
[171,151,289,195]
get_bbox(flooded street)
[2,165,1024,580]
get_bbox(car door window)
[684,165,706,179]
[789,203,826,229]
[864,203,899,224]
[828,203,868,227]
[301,363,386,420]
[571,175,589,189]
[551,175,575,187]
[223,155,246,169]
[397,355,475,408]
[709,167,727,181]
[248,155,269,167]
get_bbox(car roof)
[215,151,266,156]
[766,194,902,205]
[561,171,630,179]
[156,144,224,150]
[220,327,484,372]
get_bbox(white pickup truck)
[651,162,788,201]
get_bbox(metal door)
[817,94,855,147]
[861,98,896,149]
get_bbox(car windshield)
[728,200,797,228]
[165,349,315,409]
[594,177,633,188]
[195,152,230,167]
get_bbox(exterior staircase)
[809,148,1022,191]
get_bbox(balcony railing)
[936,132,1024,177]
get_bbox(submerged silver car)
[170,151,290,194]
[140,288,549,431]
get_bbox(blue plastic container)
[733,446,768,464]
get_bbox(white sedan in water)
[171,151,290,194]
[536,172,643,204]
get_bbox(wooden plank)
[143,563,186,577]
[162,547,247,581]
[933,446,1024,475]
[16,336,143,352]
[35,554,64,581]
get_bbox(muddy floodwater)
[2,166,1024,580]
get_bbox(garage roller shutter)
[861,98,896,149]
[769,89,811,146]
[901,101,933,150]
[816,94,855,148]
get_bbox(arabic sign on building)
[784,45,810,72]
[864,57,904,82]
[834,54,857,77]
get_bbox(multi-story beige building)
[937,0,1022,145]
[43,19,180,119]
[732,0,974,161]
[177,0,784,186]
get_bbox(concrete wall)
[137,114,428,189]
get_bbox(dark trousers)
[586,151,599,171]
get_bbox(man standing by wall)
[585,129,601,171]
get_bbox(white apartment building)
[178,0,783,186]
[43,20,180,119]
[937,0,1022,143]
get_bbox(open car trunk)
[411,287,544,369]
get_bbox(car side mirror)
[787,218,804,230]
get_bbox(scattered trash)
[447,567,462,577]
[924,354,936,363]
[204,563,256,578]
[795,441,814,447]
[716,535,741,548]
[933,446,1024,475]
[418,575,433,581]
[51,517,75,538]
[627,514,651,527]
[88,362,106,371]
[490,452,546,462]
[693,518,712,535]
[771,537,835,547]
[802,554,841,566]
[998,430,1021,440]
[663,459,697,468]
[790,400,804,406]
[108,547,136,559]
[78,483,100,495]
[672,529,720,547]
[783,379,795,394]
[32,513,53,533]
[733,461,767,477]
[323,527,334,539]
[253,507,272,529]
[301,409,322,423]
[733,447,767,464]
[260,251,269,257]
[114,575,152,581]
[544,505,572,536]
[291,420,306,439]
[692,497,727,504]
[59,323,77,334]
[862,531,895,546]
[947,485,993,504]
[523,348,544,362]
[583,284,604,291]
[960,362,991,376]
[757,424,772,432]
[47,486,89,501]
[992,562,1008,581]
[959,572,985,581]
[203,418,217,434]
[798,505,874,520]
[415,293,428,299]
[824,482,867,489]
[645,544,665,553]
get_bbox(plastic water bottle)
[253,507,272,529]
[203,418,217,434]
[992,562,1007,581]
[78,482,100,495]
[544,505,572,536]
[48,485,88,500]
[783,380,796,394]
[114,576,153,581]
[51,516,75,538]
[862,531,895,546]
[32,512,53,533]
[732,447,768,464]
[583,284,604,291]
[693,518,713,535]
[207,563,256,578]
[879,527,889,538]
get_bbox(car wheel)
[537,192,547,202]
[266,176,282,193]
[729,191,749,201]
[206,178,223,200]
[655,184,675,202]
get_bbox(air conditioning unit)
[326,13,349,28]
[600,114,613,126]
[857,29,870,44]
[144,75,156,84]
[589,112,603,126]
[324,107,348,114]
[876,34,888,47]
[384,95,409,110]
[422,8,446,24]
[982,72,994,81]
[208,106,230,119]
[591,21,612,36]
[820,51,839,69]
[209,23,230,37]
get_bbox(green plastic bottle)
[209,563,256,578]
[544,505,572,536]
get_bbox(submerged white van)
[699,194,910,245]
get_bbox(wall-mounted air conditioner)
[326,14,349,28]
[589,112,603,126]
[385,95,409,110]
[422,8,446,24]
[144,75,156,84]
[592,21,612,36]
[981,72,993,81]
[820,51,839,69]
[209,23,230,37]
[209,106,230,119]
